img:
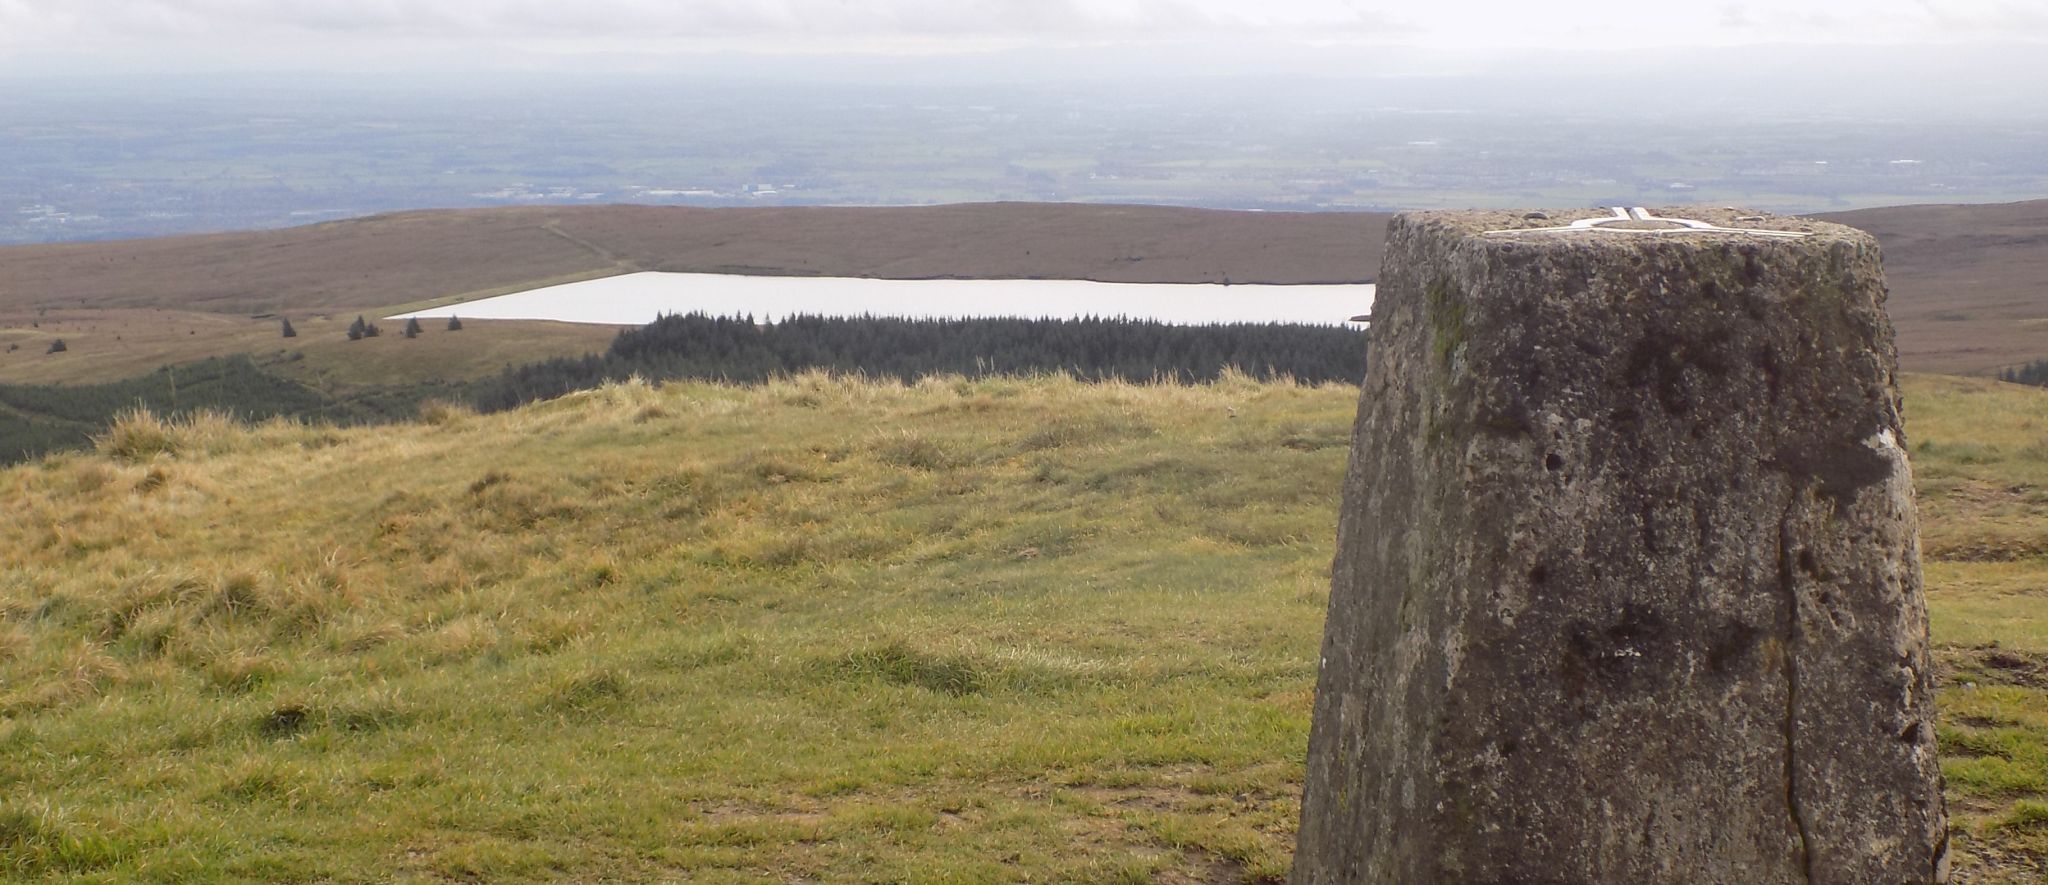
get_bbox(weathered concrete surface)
[1293,209,1948,883]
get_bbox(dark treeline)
[2000,360,2048,387]
[0,355,453,463]
[471,313,1369,411]
[2,316,1368,463]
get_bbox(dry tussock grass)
[93,408,247,462]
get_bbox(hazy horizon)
[6,0,2047,102]
[5,3,2046,244]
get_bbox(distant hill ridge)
[0,204,1386,316]
[1814,199,2048,375]
[0,199,2044,374]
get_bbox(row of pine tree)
[469,313,1369,412]
[328,315,462,340]
[2000,359,2048,386]
[1,314,1367,462]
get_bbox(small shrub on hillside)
[346,316,381,340]
[280,318,296,339]
[95,409,178,462]
[45,339,65,354]
[446,315,463,332]
[93,409,244,463]
[403,317,422,339]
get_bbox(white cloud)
[1718,4,1756,30]
[0,0,2041,69]
[6,0,1267,40]
[1914,0,2048,33]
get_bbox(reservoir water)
[387,272,1376,327]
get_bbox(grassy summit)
[1,373,2045,881]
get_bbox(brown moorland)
[0,203,1387,316]
[1,199,2044,385]
[0,203,1385,387]
[1816,200,2048,375]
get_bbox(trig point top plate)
[1485,207,1812,238]
[1466,206,1834,241]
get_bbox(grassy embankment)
[1,373,2045,881]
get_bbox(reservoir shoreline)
[388,271,1377,327]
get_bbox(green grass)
[0,372,1339,881]
[1,371,2046,880]
[1903,374,2048,881]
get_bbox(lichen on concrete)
[1293,208,1948,883]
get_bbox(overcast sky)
[3,0,2045,73]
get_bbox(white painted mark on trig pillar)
[1483,207,1812,239]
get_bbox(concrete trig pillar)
[1293,208,1947,883]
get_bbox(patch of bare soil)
[1155,852,1255,885]
[1937,645,2048,691]
[1950,833,2048,885]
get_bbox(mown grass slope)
[1,373,2045,881]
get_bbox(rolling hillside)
[1,374,2044,880]
[0,204,1386,316]
[0,199,2044,388]
[1817,200,2048,375]
[0,204,1385,389]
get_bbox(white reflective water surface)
[388,272,1376,326]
